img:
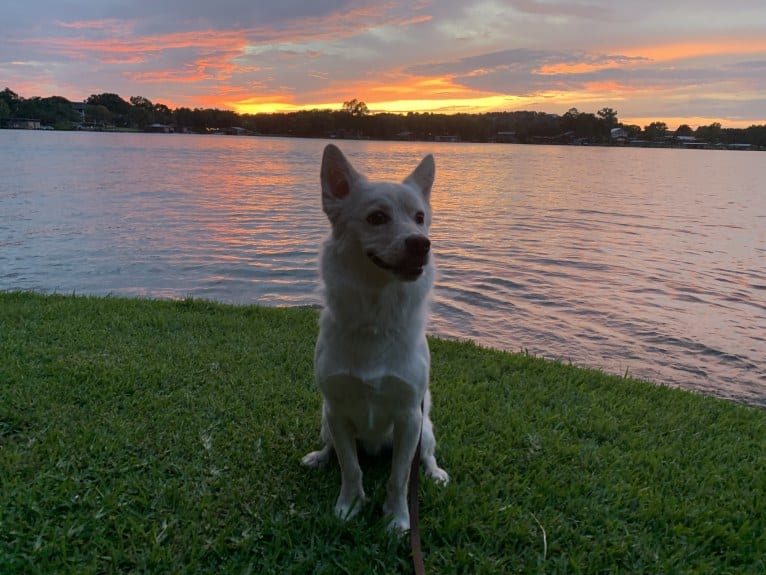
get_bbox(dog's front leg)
[383,407,421,531]
[325,408,365,519]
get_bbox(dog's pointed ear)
[404,154,435,200]
[321,144,359,204]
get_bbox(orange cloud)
[101,55,146,65]
[618,36,766,62]
[538,59,634,75]
[18,28,249,59]
[126,69,211,84]
[364,75,479,99]
[398,14,433,26]
[581,80,646,94]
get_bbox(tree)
[85,104,112,126]
[174,107,195,130]
[1,88,21,119]
[32,96,80,127]
[695,122,722,143]
[560,109,603,141]
[597,107,618,129]
[87,93,130,115]
[742,124,766,148]
[561,108,579,131]
[127,104,154,129]
[130,95,153,108]
[675,124,694,138]
[86,93,131,126]
[1,87,21,106]
[0,98,10,120]
[644,121,668,141]
[153,103,172,125]
[622,124,642,139]
[342,99,369,116]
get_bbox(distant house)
[224,126,249,136]
[727,143,752,150]
[72,102,86,123]
[672,135,708,149]
[434,134,460,142]
[610,127,629,144]
[1,118,41,130]
[145,123,173,133]
[496,131,517,143]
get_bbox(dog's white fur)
[301,144,448,531]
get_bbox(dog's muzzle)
[368,235,431,281]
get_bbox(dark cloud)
[1,0,379,38]
[406,48,557,77]
[730,60,766,71]
[640,94,766,123]
[108,0,358,34]
[506,0,615,20]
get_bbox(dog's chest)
[321,373,416,435]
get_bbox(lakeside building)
[145,123,174,133]
[1,118,42,129]
[610,127,629,145]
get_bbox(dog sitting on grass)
[302,144,449,531]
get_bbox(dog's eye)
[415,211,425,225]
[366,211,389,226]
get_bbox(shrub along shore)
[1,292,764,574]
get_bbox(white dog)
[302,144,449,531]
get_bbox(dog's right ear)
[404,154,435,201]
[321,144,360,206]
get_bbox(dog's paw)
[383,496,410,533]
[301,448,330,468]
[383,504,410,533]
[386,514,410,533]
[425,465,450,485]
[335,492,365,521]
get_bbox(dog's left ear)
[404,154,435,201]
[321,144,360,201]
[321,144,364,224]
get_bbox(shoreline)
[3,125,763,151]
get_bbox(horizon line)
[4,87,764,131]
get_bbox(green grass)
[1,292,764,574]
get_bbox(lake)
[1,131,764,405]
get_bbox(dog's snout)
[405,235,431,257]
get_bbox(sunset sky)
[2,0,765,128]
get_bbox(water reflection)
[1,132,764,404]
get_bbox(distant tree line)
[2,87,765,147]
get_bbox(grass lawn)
[1,292,764,574]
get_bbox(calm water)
[1,131,765,405]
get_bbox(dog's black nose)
[405,235,431,257]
